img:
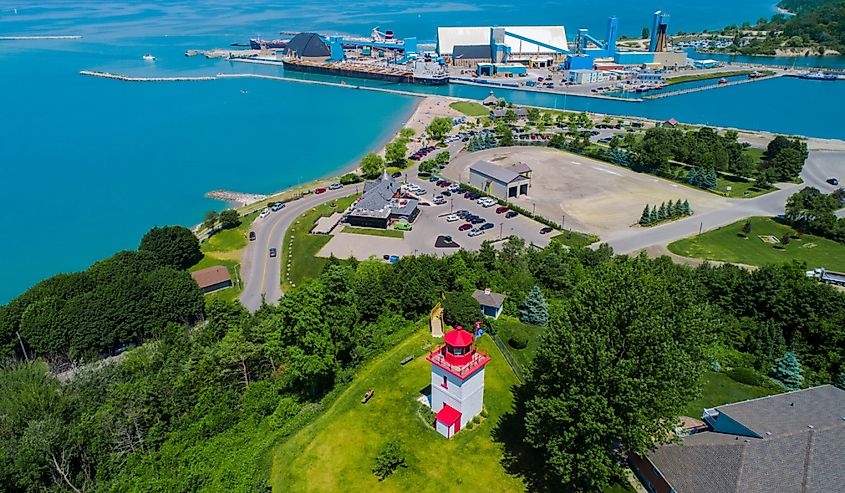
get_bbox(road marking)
[259,212,287,295]
[571,160,581,165]
[592,166,621,176]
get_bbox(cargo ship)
[800,71,837,81]
[281,59,449,86]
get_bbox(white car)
[259,208,270,218]
[468,228,485,237]
[446,214,459,222]
[415,188,427,195]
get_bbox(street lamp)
[450,198,454,214]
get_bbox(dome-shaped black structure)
[285,33,330,58]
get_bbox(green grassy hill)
[271,329,524,492]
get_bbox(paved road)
[239,187,354,312]
[603,151,845,254]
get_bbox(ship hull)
[281,60,449,86]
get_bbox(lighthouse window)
[453,346,466,356]
[441,375,448,388]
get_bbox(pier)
[643,73,785,100]
[450,78,643,102]
[0,35,82,40]
[79,71,217,82]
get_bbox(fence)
[490,332,525,383]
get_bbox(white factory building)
[437,25,568,62]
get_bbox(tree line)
[2,233,843,492]
[785,186,845,243]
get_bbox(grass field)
[202,211,259,253]
[551,230,599,248]
[188,212,258,302]
[271,329,525,492]
[681,371,777,418]
[343,226,405,239]
[668,216,845,271]
[449,101,489,117]
[493,316,545,372]
[281,195,359,288]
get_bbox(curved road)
[603,151,845,254]
[239,187,354,312]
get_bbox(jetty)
[206,190,267,206]
[643,73,784,100]
[0,35,82,40]
[79,71,217,82]
[450,77,643,102]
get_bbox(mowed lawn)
[668,216,845,271]
[282,195,359,287]
[449,101,489,117]
[681,371,777,418]
[271,329,524,493]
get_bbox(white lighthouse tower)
[427,328,490,438]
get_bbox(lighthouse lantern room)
[426,327,490,438]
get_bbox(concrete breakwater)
[644,73,784,99]
[79,71,217,82]
[206,190,268,206]
[0,35,82,40]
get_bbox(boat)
[800,71,837,81]
[748,71,762,79]
[249,38,288,50]
[142,54,156,61]
[718,78,728,84]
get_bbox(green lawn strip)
[681,371,777,418]
[343,226,405,239]
[281,195,359,288]
[665,70,753,85]
[449,101,489,117]
[202,211,259,253]
[271,329,524,492]
[551,230,599,248]
[189,256,242,302]
[668,216,845,271]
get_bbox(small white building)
[427,329,490,439]
[468,160,531,199]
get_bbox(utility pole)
[699,221,703,238]
[562,214,566,230]
[500,222,503,239]
[532,203,536,216]
[450,198,454,214]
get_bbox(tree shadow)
[491,384,553,493]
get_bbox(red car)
[458,223,473,231]
[315,187,327,194]
[496,206,509,214]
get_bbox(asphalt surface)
[602,151,845,254]
[239,186,354,312]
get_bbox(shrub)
[372,440,406,480]
[480,408,488,418]
[465,421,474,430]
[340,172,362,185]
[508,328,529,349]
[710,359,721,372]
[727,367,769,387]
[418,403,435,427]
[472,416,481,424]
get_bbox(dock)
[643,73,784,100]
[450,78,643,102]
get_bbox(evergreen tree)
[835,372,845,391]
[686,167,700,186]
[673,199,683,217]
[742,220,752,236]
[666,200,675,218]
[683,199,691,215]
[771,351,804,390]
[648,204,658,223]
[640,205,651,225]
[520,285,549,326]
[657,202,668,221]
[703,167,718,189]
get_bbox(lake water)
[1,0,844,303]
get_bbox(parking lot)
[317,177,555,260]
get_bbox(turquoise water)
[1,0,843,303]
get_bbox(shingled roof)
[646,385,845,493]
[472,288,506,308]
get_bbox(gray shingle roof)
[469,160,529,185]
[646,385,845,493]
[351,173,418,219]
[472,289,505,308]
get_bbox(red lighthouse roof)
[444,328,473,347]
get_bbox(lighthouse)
[426,328,490,438]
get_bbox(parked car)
[496,206,509,214]
[442,190,452,197]
[269,247,277,257]
[395,222,413,231]
[458,223,473,231]
[329,183,343,190]
[428,176,439,182]
[259,208,270,218]
[827,178,840,186]
[249,231,256,241]
[415,188,427,195]
[271,202,285,211]
[391,171,402,178]
[468,229,485,237]
[315,187,327,194]
[456,210,469,217]
[505,211,518,219]
[446,214,459,222]
[480,223,495,231]
[540,227,553,234]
